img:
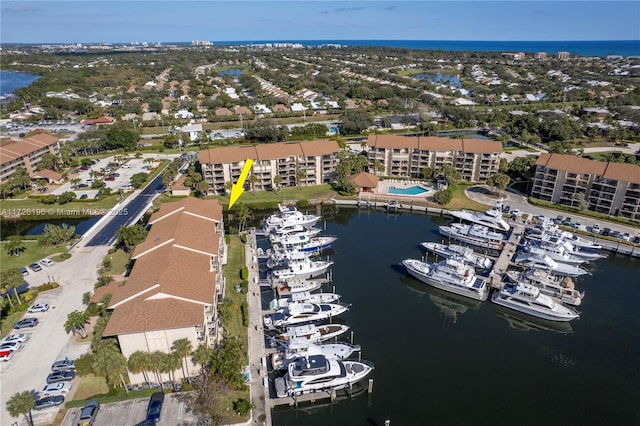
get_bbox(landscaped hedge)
[240,267,249,280]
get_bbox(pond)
[414,72,462,88]
[1,217,101,237]
[218,68,242,78]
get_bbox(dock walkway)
[488,224,524,289]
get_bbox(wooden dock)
[488,224,525,289]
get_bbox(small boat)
[269,291,341,310]
[274,279,324,296]
[271,323,350,344]
[492,281,580,322]
[520,243,587,265]
[506,269,583,306]
[274,354,374,397]
[420,241,493,269]
[268,256,333,281]
[402,256,490,301]
[263,204,320,233]
[514,251,589,277]
[274,234,337,252]
[269,227,322,244]
[439,223,505,251]
[263,302,349,329]
[271,337,361,370]
[449,198,511,232]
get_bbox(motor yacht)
[266,249,313,269]
[492,281,580,322]
[520,242,588,265]
[506,269,583,306]
[513,252,589,277]
[271,323,350,344]
[420,241,494,269]
[274,354,374,397]
[274,234,337,252]
[263,204,320,233]
[269,227,322,244]
[401,256,490,301]
[263,302,349,329]
[271,337,361,370]
[449,198,510,232]
[268,256,333,280]
[525,232,606,261]
[273,279,324,296]
[439,223,505,250]
[527,219,603,250]
[269,291,341,310]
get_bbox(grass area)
[215,389,251,425]
[103,249,131,275]
[73,374,109,400]
[445,184,494,211]
[1,311,25,339]
[0,240,68,271]
[213,184,335,207]
[222,236,247,343]
[66,388,165,409]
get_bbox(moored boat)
[269,291,341,310]
[263,204,321,233]
[420,241,493,269]
[271,337,361,370]
[439,223,505,250]
[514,251,590,277]
[449,198,510,232]
[263,302,349,329]
[506,269,583,306]
[491,281,580,322]
[271,323,350,344]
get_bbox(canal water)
[0,70,41,95]
[271,207,640,425]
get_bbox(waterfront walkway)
[245,230,272,426]
[488,224,524,289]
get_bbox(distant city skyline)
[1,1,639,44]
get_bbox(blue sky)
[1,1,639,43]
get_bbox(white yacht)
[520,242,588,265]
[266,249,313,269]
[269,291,341,310]
[274,234,337,252]
[513,252,589,277]
[274,354,374,398]
[527,219,603,250]
[263,204,320,233]
[402,257,490,301]
[420,241,494,269]
[273,279,324,296]
[525,232,606,261]
[269,227,322,244]
[449,198,510,232]
[269,256,333,281]
[263,302,349,329]
[439,223,505,251]
[506,269,583,306]
[492,281,580,322]
[271,337,361,370]
[272,323,350,344]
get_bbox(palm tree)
[92,339,128,392]
[248,173,258,194]
[164,352,182,388]
[1,268,24,306]
[128,351,152,384]
[64,310,90,338]
[296,169,306,189]
[149,351,166,384]
[6,391,35,426]
[5,235,25,257]
[192,344,213,371]
[273,174,283,193]
[171,338,193,380]
[235,203,252,233]
[70,177,82,188]
[224,181,233,196]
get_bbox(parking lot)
[60,394,200,426]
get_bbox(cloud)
[332,7,364,13]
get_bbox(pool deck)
[376,179,436,200]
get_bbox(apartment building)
[366,134,503,182]
[0,133,60,183]
[96,198,226,384]
[531,153,640,220]
[198,140,340,195]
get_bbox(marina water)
[271,207,640,425]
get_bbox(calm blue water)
[219,68,242,77]
[415,72,462,88]
[387,185,429,196]
[0,71,41,95]
[204,40,640,57]
[271,208,640,425]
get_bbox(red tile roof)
[0,133,59,164]
[536,153,640,184]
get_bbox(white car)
[40,258,54,267]
[0,341,21,351]
[121,164,133,169]
[40,382,72,397]
[1,333,29,344]
[28,303,50,313]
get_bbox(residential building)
[198,140,340,195]
[0,133,60,183]
[531,153,640,220]
[181,123,203,141]
[557,51,570,60]
[366,135,502,182]
[96,197,226,384]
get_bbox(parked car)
[51,357,75,372]
[40,258,54,267]
[47,370,76,384]
[622,232,632,241]
[19,267,29,276]
[77,183,89,188]
[1,333,29,344]
[105,176,115,181]
[146,392,165,424]
[80,194,88,199]
[13,317,39,329]
[591,223,601,234]
[77,400,100,426]
[121,164,133,169]
[0,350,13,362]
[602,227,612,236]
[28,303,50,313]
[0,341,21,351]
[40,381,72,397]
[29,263,42,272]
[611,230,622,238]
[33,395,65,410]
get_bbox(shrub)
[59,253,72,260]
[75,353,94,376]
[40,195,57,205]
[58,191,77,204]
[240,280,248,294]
[240,267,249,280]
[233,398,253,415]
[296,199,309,207]
[225,234,231,245]
[85,302,101,316]
[36,282,60,292]
[240,302,249,327]
[240,233,247,244]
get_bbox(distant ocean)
[196,40,640,57]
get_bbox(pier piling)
[368,378,374,394]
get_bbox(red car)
[105,176,115,181]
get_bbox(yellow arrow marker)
[229,159,254,208]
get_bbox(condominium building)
[198,140,340,195]
[95,198,226,384]
[366,134,503,182]
[0,133,60,183]
[531,153,640,220]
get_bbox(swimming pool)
[387,185,429,196]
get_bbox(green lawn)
[103,249,131,275]
[73,374,109,400]
[445,184,494,211]
[0,240,68,271]
[213,184,335,207]
[222,236,247,343]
